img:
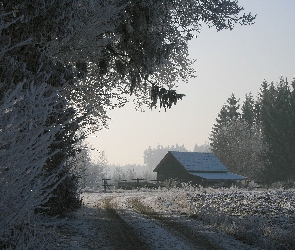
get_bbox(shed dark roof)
[170,151,228,172]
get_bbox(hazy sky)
[87,0,295,165]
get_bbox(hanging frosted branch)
[150,84,185,110]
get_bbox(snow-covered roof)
[190,172,246,181]
[170,151,228,172]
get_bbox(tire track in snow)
[90,192,255,250]
[115,206,196,249]
[106,195,198,249]
[130,197,218,250]
[103,197,149,250]
[131,196,257,250]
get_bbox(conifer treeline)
[210,77,295,186]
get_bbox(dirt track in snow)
[96,197,214,250]
[128,197,219,249]
[82,192,255,250]
[102,197,149,250]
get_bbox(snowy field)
[10,187,294,249]
[36,186,294,250]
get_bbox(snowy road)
[73,191,256,250]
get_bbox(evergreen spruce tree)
[210,93,240,151]
[289,78,295,183]
[258,78,295,185]
[241,92,256,126]
[227,93,241,120]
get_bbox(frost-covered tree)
[211,119,266,182]
[0,81,66,248]
[84,151,109,189]
[111,165,141,181]
[0,0,257,149]
[210,93,268,182]
[0,1,78,242]
[112,166,126,181]
[53,0,256,132]
[108,163,152,181]
[0,0,85,222]
[1,0,256,152]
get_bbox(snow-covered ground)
[33,187,295,249]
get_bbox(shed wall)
[156,153,188,181]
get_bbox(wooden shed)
[153,151,246,186]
